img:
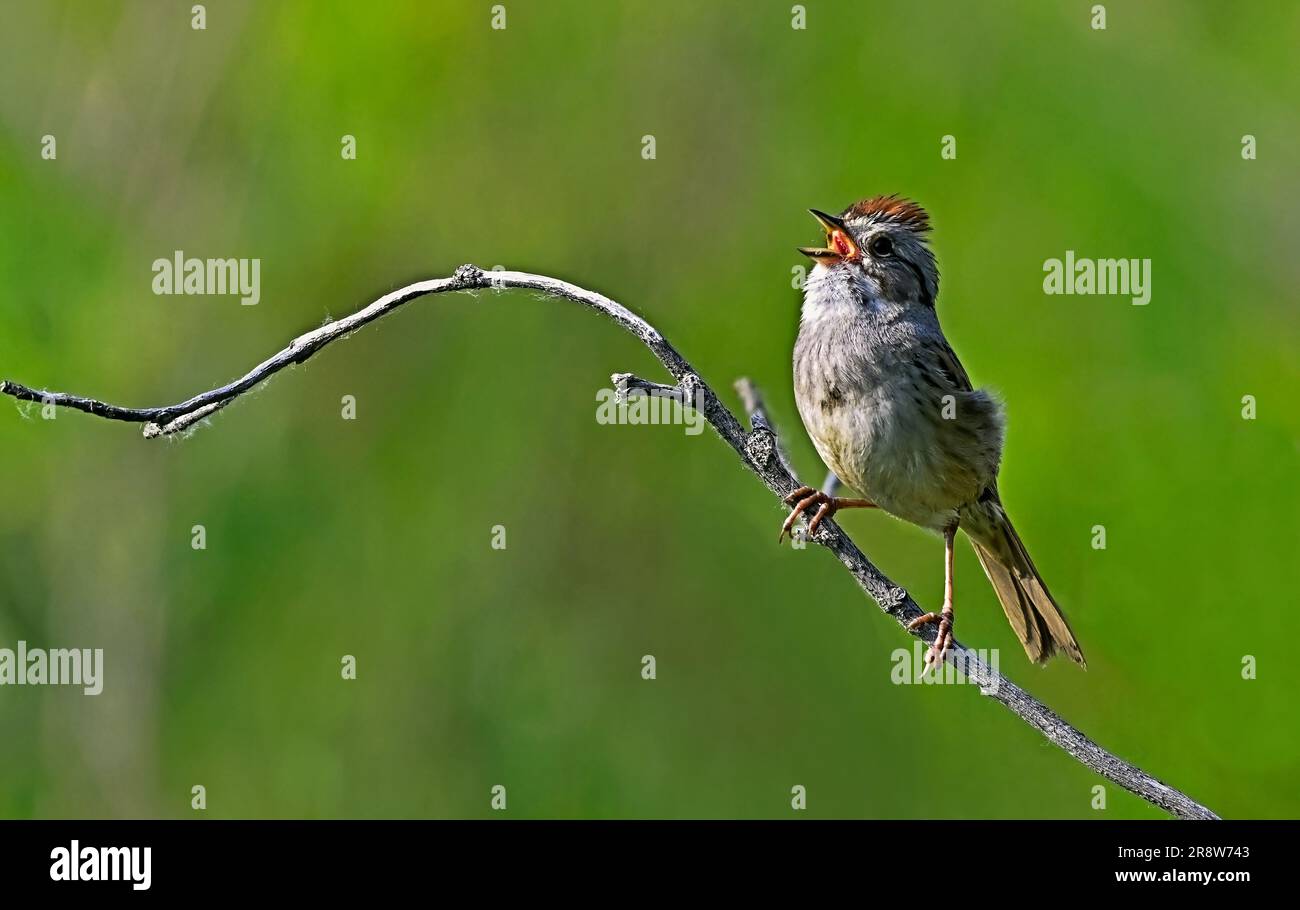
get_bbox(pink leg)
[906,523,957,674]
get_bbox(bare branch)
[3,270,479,435]
[733,378,837,496]
[1,263,1219,819]
[613,373,687,405]
[733,378,794,478]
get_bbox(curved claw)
[783,486,815,506]
[807,501,834,536]
[777,489,878,544]
[779,491,826,543]
[909,609,954,677]
[906,611,944,631]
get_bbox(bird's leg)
[778,486,876,543]
[821,471,842,498]
[907,522,958,675]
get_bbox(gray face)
[844,218,939,309]
[800,208,940,314]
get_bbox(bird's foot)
[907,606,955,675]
[778,487,834,543]
[778,487,876,544]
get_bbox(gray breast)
[793,312,1002,530]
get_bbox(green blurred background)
[0,1,1296,819]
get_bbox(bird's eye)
[869,235,894,257]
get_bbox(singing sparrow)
[781,196,1085,670]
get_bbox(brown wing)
[921,337,1003,502]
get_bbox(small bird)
[782,196,1085,671]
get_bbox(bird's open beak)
[798,208,856,262]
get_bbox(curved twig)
[1,264,1219,819]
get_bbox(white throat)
[801,264,895,330]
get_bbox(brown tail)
[966,499,1086,667]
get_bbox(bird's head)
[799,195,939,309]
